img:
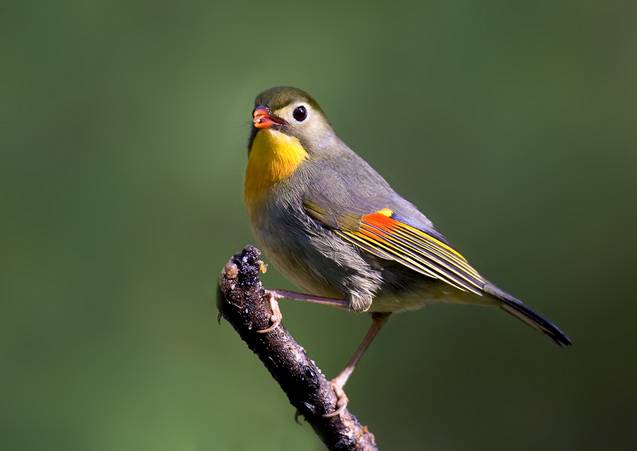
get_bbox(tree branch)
[217,245,378,451]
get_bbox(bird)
[243,86,571,417]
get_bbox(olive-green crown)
[254,86,324,115]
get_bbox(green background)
[3,1,636,450]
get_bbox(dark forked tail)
[484,283,572,347]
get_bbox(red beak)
[253,106,284,129]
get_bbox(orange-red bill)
[252,106,284,129]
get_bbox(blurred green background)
[2,1,636,450]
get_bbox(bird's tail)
[484,283,572,347]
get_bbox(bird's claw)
[323,380,349,418]
[256,291,282,333]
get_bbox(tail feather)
[484,283,572,347]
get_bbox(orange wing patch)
[336,209,485,295]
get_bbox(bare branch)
[217,246,378,451]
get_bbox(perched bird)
[244,86,571,417]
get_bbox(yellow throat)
[244,129,308,213]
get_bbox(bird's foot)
[323,379,349,418]
[256,291,282,334]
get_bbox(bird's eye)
[292,105,307,122]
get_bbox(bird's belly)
[370,278,497,313]
[259,237,343,298]
[249,200,386,310]
[367,279,449,312]
[368,294,428,312]
[250,215,353,299]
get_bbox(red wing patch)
[336,209,485,295]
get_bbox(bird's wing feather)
[304,202,486,296]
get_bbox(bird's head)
[248,86,334,152]
[244,86,341,211]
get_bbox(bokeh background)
[3,1,636,450]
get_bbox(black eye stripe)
[293,105,307,122]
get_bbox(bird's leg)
[324,312,391,418]
[256,291,284,333]
[270,289,349,308]
[256,289,349,333]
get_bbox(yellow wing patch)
[337,210,485,295]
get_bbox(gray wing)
[302,148,450,244]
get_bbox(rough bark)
[217,245,378,451]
